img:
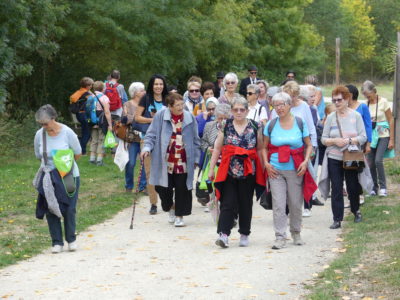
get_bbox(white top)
[247,103,268,123]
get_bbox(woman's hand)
[265,162,279,179]
[202,111,209,120]
[335,138,348,148]
[140,151,149,161]
[208,169,215,181]
[297,160,308,176]
[388,139,394,150]
[364,143,371,154]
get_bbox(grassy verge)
[0,150,142,268]
[306,159,400,300]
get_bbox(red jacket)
[214,145,265,200]
[267,144,317,202]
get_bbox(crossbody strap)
[42,129,48,165]
[335,112,344,138]
[94,92,105,111]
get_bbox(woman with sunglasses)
[320,86,367,229]
[218,72,240,105]
[208,96,265,248]
[184,79,203,114]
[246,84,268,126]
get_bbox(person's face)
[38,119,56,133]
[258,83,266,96]
[246,88,257,103]
[225,79,237,92]
[362,90,376,102]
[169,99,184,115]
[153,78,164,96]
[217,77,224,84]
[188,84,201,99]
[273,101,290,118]
[249,70,257,79]
[136,88,146,99]
[231,104,248,121]
[332,93,348,110]
[216,113,228,123]
[287,73,295,80]
[307,91,316,106]
[206,103,216,117]
[203,89,214,101]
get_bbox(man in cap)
[239,65,260,96]
[214,71,225,99]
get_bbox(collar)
[163,109,193,128]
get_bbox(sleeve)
[201,123,211,152]
[362,104,372,143]
[301,119,309,138]
[67,127,82,155]
[142,110,161,153]
[321,114,333,146]
[263,120,271,137]
[239,79,247,96]
[259,106,268,121]
[303,104,317,147]
[192,115,201,164]
[355,113,367,146]
[34,130,42,159]
[196,115,207,138]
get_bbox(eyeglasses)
[207,107,215,112]
[273,103,287,109]
[332,98,344,104]
[246,92,256,96]
[232,108,247,113]
[225,81,236,85]
[250,71,257,75]
[189,89,200,93]
[38,122,49,126]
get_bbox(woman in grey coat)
[141,93,201,227]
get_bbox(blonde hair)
[282,81,300,97]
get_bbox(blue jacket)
[142,109,201,190]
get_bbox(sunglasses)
[189,89,200,93]
[232,108,247,113]
[225,81,236,85]
[250,71,257,74]
[246,92,256,96]
[207,107,215,112]
[332,98,344,104]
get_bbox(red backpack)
[105,82,122,111]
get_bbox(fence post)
[335,38,340,85]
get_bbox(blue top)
[356,103,372,143]
[317,87,325,120]
[264,118,309,171]
[196,114,214,138]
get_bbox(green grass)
[306,161,400,300]
[0,150,142,268]
[321,82,394,101]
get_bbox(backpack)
[85,93,105,126]
[105,82,122,111]
[267,116,304,136]
[69,92,90,114]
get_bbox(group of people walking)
[33,66,395,253]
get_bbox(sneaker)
[174,216,185,227]
[360,195,365,205]
[89,160,96,165]
[272,239,286,250]
[311,197,324,206]
[96,160,104,166]
[378,189,387,197]
[291,232,304,245]
[168,209,175,224]
[329,221,341,229]
[51,245,63,254]
[354,211,362,223]
[149,205,157,215]
[239,234,249,247]
[197,198,208,206]
[68,241,77,252]
[367,190,376,197]
[204,207,210,213]
[302,209,312,217]
[216,233,229,248]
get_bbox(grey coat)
[142,108,201,190]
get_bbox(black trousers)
[328,158,360,221]
[155,173,192,216]
[217,175,256,236]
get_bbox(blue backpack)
[86,93,104,125]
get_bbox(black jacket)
[239,77,260,96]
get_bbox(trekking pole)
[129,197,136,230]
[135,159,145,193]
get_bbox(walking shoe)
[216,233,229,248]
[360,195,365,205]
[239,234,249,247]
[291,232,304,245]
[302,209,312,217]
[89,160,96,165]
[174,216,185,227]
[68,241,77,252]
[354,211,362,223]
[139,188,148,195]
[367,190,376,197]
[204,206,210,213]
[197,198,208,206]
[125,188,133,193]
[96,160,104,166]
[272,239,286,250]
[311,197,324,206]
[149,205,157,215]
[51,245,63,254]
[329,221,341,229]
[168,209,175,224]
[378,189,387,197]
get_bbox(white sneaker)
[215,233,229,248]
[360,195,365,205]
[302,209,312,217]
[68,241,77,252]
[168,209,176,224]
[239,234,249,247]
[368,190,376,197]
[51,245,63,254]
[204,207,210,213]
[379,189,387,197]
[174,216,185,227]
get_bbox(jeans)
[125,142,147,190]
[367,137,389,191]
[328,158,360,221]
[76,112,91,155]
[46,177,80,246]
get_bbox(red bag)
[105,82,122,111]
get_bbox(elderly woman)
[218,72,240,104]
[321,86,367,229]
[33,105,82,253]
[184,77,203,114]
[140,93,201,227]
[262,92,315,249]
[305,75,325,120]
[208,96,265,248]
[121,82,147,192]
[196,97,219,138]
[361,80,394,197]
[247,84,268,125]
[193,81,215,116]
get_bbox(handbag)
[132,96,153,134]
[259,181,272,210]
[335,112,365,170]
[113,122,141,143]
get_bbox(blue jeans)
[125,142,147,190]
[76,112,91,154]
[46,177,80,246]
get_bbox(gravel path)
[0,195,341,300]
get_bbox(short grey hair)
[361,80,377,94]
[299,85,309,101]
[256,80,269,90]
[35,104,58,122]
[271,92,292,106]
[215,103,231,117]
[128,82,145,98]
[231,95,248,110]
[223,72,238,89]
[247,84,260,94]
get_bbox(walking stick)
[129,197,136,230]
[130,160,144,229]
[135,159,145,193]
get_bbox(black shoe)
[149,205,157,215]
[354,211,362,223]
[329,221,341,229]
[311,197,324,206]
